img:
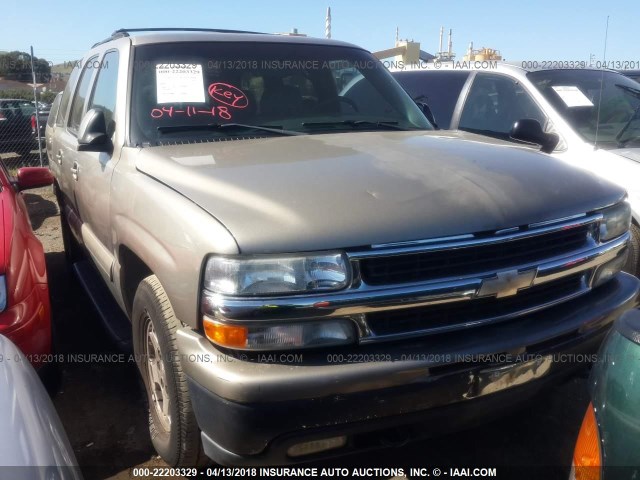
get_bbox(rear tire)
[53,184,83,264]
[132,275,205,466]
[624,223,640,277]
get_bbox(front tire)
[624,223,640,277]
[132,275,205,466]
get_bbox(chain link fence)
[0,97,48,173]
[1,46,53,174]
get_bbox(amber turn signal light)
[203,317,248,348]
[572,402,601,480]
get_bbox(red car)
[0,164,54,368]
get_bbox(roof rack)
[92,27,267,48]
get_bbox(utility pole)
[29,46,43,167]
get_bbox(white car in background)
[0,335,81,479]
[390,64,640,275]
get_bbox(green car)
[572,309,640,480]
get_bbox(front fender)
[111,153,239,329]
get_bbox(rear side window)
[47,93,62,127]
[56,64,81,127]
[393,71,470,129]
[88,50,119,136]
[68,56,99,133]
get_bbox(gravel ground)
[26,186,590,480]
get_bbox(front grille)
[360,224,591,286]
[366,273,586,337]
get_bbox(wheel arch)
[119,245,153,317]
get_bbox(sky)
[1,0,638,65]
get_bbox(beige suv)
[47,28,638,466]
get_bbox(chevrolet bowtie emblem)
[477,269,537,298]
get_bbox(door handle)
[70,162,79,181]
[55,150,63,165]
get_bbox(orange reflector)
[203,318,248,348]
[573,402,602,480]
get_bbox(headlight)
[599,201,631,242]
[204,253,350,296]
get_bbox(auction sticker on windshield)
[156,63,205,104]
[551,85,594,108]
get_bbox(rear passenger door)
[55,56,98,227]
[49,66,80,198]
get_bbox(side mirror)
[16,167,54,190]
[510,118,559,154]
[77,108,111,152]
[416,102,439,129]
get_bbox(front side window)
[68,55,99,133]
[88,50,119,136]
[528,69,640,149]
[459,73,547,140]
[130,42,431,146]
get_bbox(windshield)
[527,69,640,149]
[130,41,431,146]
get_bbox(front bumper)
[178,273,640,465]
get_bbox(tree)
[0,51,51,83]
[0,89,57,104]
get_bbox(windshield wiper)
[616,104,640,147]
[614,84,640,147]
[301,120,409,131]
[157,123,303,136]
[615,83,640,100]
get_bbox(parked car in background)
[32,104,50,148]
[619,70,640,83]
[0,98,41,155]
[392,65,640,276]
[31,100,51,111]
[49,29,639,466]
[571,309,640,480]
[0,161,54,370]
[0,334,81,479]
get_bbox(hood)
[588,147,640,222]
[135,131,625,253]
[609,147,640,164]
